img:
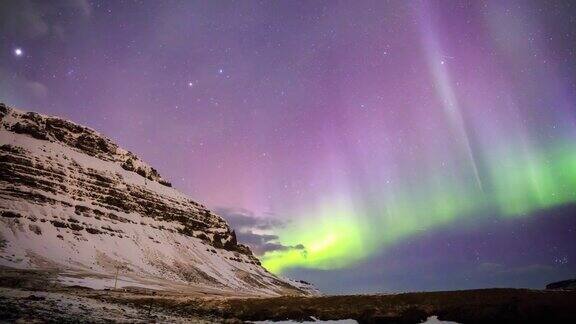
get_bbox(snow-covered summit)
[0,103,316,296]
[1,103,170,186]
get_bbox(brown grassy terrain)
[1,267,575,323]
[99,288,576,323]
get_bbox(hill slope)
[0,103,315,296]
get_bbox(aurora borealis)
[2,1,576,293]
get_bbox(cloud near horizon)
[215,207,307,257]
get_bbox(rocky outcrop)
[0,103,315,296]
[1,102,168,185]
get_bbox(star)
[14,48,23,57]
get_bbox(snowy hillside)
[0,103,316,296]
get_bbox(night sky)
[2,0,576,294]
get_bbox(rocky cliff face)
[0,103,315,296]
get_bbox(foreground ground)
[0,268,575,323]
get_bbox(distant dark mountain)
[547,279,576,290]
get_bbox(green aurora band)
[262,143,576,274]
[259,2,576,275]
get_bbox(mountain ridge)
[0,102,316,296]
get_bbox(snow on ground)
[58,274,166,291]
[250,315,461,323]
[421,316,461,323]
[251,319,358,324]
[0,287,210,323]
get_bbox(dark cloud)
[216,207,306,256]
[257,242,306,255]
[0,0,91,40]
[215,207,287,231]
[0,0,91,109]
[234,230,278,246]
[253,241,307,256]
[0,68,49,108]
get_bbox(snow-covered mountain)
[0,103,316,296]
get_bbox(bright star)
[14,48,23,57]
